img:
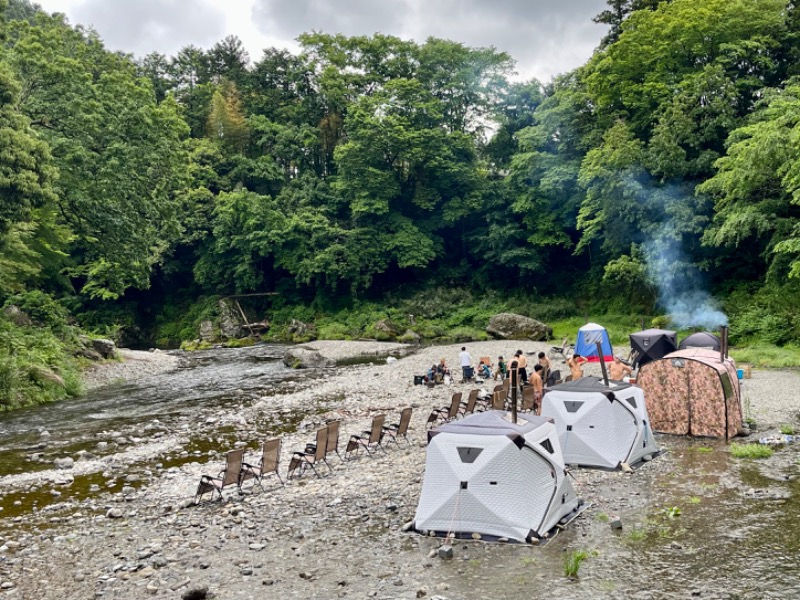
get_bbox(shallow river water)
[0,346,799,599]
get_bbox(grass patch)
[729,343,800,368]
[627,528,647,542]
[730,443,774,459]
[780,424,796,435]
[595,512,610,523]
[691,446,714,453]
[688,496,701,504]
[563,549,592,578]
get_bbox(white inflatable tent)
[413,411,582,543]
[541,378,659,470]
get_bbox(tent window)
[626,397,637,409]
[540,438,555,454]
[457,447,484,463]
[564,401,584,413]
[671,358,685,368]
[720,373,733,399]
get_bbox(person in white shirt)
[459,347,472,380]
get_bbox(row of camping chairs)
[425,379,541,429]
[194,407,413,504]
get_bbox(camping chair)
[288,426,333,480]
[425,410,440,429]
[383,407,413,447]
[194,447,246,504]
[241,438,285,491]
[459,389,481,417]
[548,336,575,363]
[434,392,463,423]
[461,365,475,383]
[491,390,506,411]
[521,386,536,413]
[345,414,387,459]
[304,419,342,462]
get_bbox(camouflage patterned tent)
[636,348,743,440]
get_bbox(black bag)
[546,369,561,387]
[414,375,424,385]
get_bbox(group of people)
[425,346,633,391]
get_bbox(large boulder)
[283,347,334,369]
[486,313,552,341]
[3,305,32,327]
[198,320,215,342]
[288,319,317,342]
[91,338,117,359]
[218,299,245,339]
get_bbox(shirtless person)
[566,354,588,380]
[608,355,632,381]
[531,364,544,409]
[537,352,551,386]
[515,350,528,384]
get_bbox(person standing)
[494,356,507,380]
[608,355,632,381]
[531,364,544,410]
[537,352,551,385]
[515,350,528,384]
[459,346,472,381]
[567,354,588,380]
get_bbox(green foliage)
[0,312,82,409]
[780,424,796,435]
[729,343,800,368]
[730,443,774,459]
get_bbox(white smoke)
[644,222,728,330]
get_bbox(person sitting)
[426,364,437,383]
[494,356,507,380]
[608,355,632,381]
[436,358,450,377]
[477,361,491,380]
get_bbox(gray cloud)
[252,0,411,38]
[70,0,227,57]
[251,0,608,80]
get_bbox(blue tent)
[574,322,614,362]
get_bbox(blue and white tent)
[574,322,613,363]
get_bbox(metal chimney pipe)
[719,325,728,363]
[597,341,610,386]
[510,365,518,423]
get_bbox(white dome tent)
[540,378,660,470]
[413,411,584,544]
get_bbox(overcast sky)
[33,0,610,81]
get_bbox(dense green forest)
[2,0,800,407]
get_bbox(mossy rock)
[223,337,256,348]
[180,339,213,351]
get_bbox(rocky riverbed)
[0,340,799,599]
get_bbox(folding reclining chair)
[287,426,333,480]
[304,419,342,462]
[241,438,285,491]
[491,390,506,411]
[383,407,413,447]
[430,392,462,426]
[521,385,536,413]
[194,447,246,504]
[345,414,387,459]
[459,389,481,417]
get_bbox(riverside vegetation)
[4,0,800,408]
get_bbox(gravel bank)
[81,348,180,391]
[2,340,799,599]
